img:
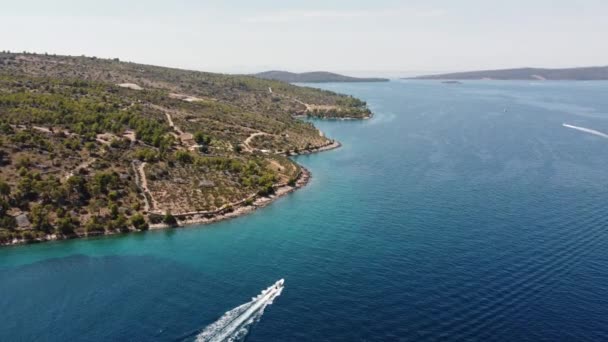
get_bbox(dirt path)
[277,93,341,114]
[164,112,184,135]
[243,132,270,152]
[148,104,183,134]
[132,161,159,213]
[11,125,76,137]
[292,98,312,111]
[150,105,197,149]
[64,158,95,181]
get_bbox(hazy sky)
[2,0,607,76]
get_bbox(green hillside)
[0,52,372,244]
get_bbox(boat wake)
[195,279,284,342]
[563,123,608,139]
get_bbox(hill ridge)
[255,70,389,83]
[411,66,608,80]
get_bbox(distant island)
[410,66,608,81]
[0,52,373,245]
[254,70,389,83]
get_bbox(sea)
[2,80,608,341]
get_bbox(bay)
[2,80,608,341]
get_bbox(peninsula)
[0,52,372,245]
[411,66,608,80]
[254,70,389,83]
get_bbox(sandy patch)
[117,83,143,90]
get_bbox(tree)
[130,214,148,231]
[194,132,211,145]
[0,181,10,200]
[0,215,16,230]
[194,132,211,154]
[57,216,77,235]
[0,123,13,134]
[29,204,52,233]
[16,176,35,201]
[15,156,31,169]
[163,211,177,227]
[90,198,105,216]
[109,214,129,232]
[85,216,105,234]
[0,198,9,217]
[135,148,158,162]
[89,172,119,195]
[109,202,119,219]
[0,150,7,165]
[65,175,89,205]
[108,191,119,201]
[84,141,96,151]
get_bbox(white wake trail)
[563,124,608,139]
[195,279,284,342]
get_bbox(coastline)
[282,140,342,156]
[153,165,312,230]
[147,140,341,230]
[1,140,341,247]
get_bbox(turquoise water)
[2,80,608,341]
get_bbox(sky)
[1,0,607,77]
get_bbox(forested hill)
[254,70,389,83]
[0,52,372,245]
[411,66,608,80]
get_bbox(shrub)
[0,216,16,230]
[108,191,119,201]
[148,213,163,224]
[163,212,178,226]
[109,214,129,232]
[57,217,77,235]
[15,156,31,168]
[130,214,148,231]
[85,216,105,233]
[0,180,11,199]
[194,132,211,145]
[174,150,194,164]
[134,148,159,162]
[109,202,119,218]
[29,204,53,233]
[22,230,35,242]
[257,185,274,197]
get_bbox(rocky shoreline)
[145,140,343,230]
[1,141,340,247]
[148,165,312,230]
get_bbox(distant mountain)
[411,66,608,81]
[254,71,389,83]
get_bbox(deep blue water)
[2,80,608,341]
